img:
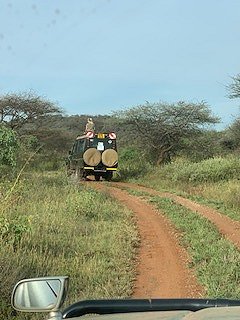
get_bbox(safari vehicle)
[66,131,118,181]
[12,276,240,320]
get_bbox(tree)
[223,117,240,151]
[180,130,224,161]
[225,73,240,151]
[227,74,240,99]
[114,101,219,164]
[0,125,18,167]
[0,92,62,130]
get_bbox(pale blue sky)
[0,0,240,127]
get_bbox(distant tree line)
[0,76,240,174]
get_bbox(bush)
[0,125,18,168]
[0,215,31,249]
[118,147,152,180]
[157,156,240,184]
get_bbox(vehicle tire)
[95,175,101,181]
[75,168,85,180]
[83,148,101,166]
[105,172,113,181]
[102,149,118,167]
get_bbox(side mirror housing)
[11,276,69,313]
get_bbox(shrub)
[156,156,240,184]
[0,125,18,168]
[118,147,151,180]
[0,215,31,249]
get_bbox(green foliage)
[0,125,18,168]
[226,117,240,150]
[147,156,240,184]
[0,215,31,248]
[0,171,138,318]
[135,154,240,213]
[0,91,62,130]
[120,147,141,161]
[24,152,63,171]
[126,187,240,298]
[180,130,224,161]
[169,156,240,183]
[22,135,40,150]
[118,147,151,179]
[114,101,219,164]
[148,196,240,298]
[208,180,240,211]
[19,114,117,157]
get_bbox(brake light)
[86,131,95,138]
[109,132,116,139]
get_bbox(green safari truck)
[66,131,118,181]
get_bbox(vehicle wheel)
[95,175,101,181]
[75,168,85,180]
[105,172,113,181]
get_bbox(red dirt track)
[90,182,203,298]
[113,182,240,250]
[89,181,240,298]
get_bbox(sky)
[0,0,240,128]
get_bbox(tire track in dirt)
[112,182,240,250]
[89,182,203,299]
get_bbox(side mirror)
[11,276,69,313]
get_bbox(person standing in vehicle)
[85,118,95,132]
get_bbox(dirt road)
[112,182,240,250]
[89,182,203,298]
[88,180,240,298]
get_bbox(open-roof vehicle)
[66,131,118,181]
[11,276,240,320]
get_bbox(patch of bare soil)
[89,183,203,299]
[113,182,240,250]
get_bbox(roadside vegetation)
[128,155,240,221]
[0,171,138,319]
[1,88,240,316]
[126,188,240,299]
[115,91,240,299]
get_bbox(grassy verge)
[126,188,240,299]
[137,178,240,222]
[185,192,240,222]
[0,171,138,319]
[130,156,240,221]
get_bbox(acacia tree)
[0,92,62,130]
[225,73,240,150]
[115,101,219,164]
[225,117,240,151]
[227,74,240,99]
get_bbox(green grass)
[126,189,240,299]
[185,192,240,222]
[155,156,240,184]
[130,156,240,219]
[152,197,240,298]
[0,170,139,319]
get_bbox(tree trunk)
[156,146,172,165]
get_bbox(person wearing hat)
[85,118,95,132]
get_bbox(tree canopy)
[0,92,62,130]
[227,74,240,99]
[115,101,219,164]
